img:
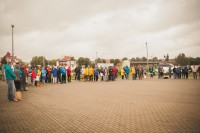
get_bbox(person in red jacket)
[32,68,36,87]
[67,66,72,82]
[112,67,117,81]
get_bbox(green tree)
[49,59,57,66]
[102,59,106,63]
[71,57,75,61]
[152,57,158,61]
[122,57,128,61]
[114,59,120,66]
[1,56,7,64]
[31,56,47,67]
[188,57,200,65]
[130,58,136,62]
[175,53,188,66]
[136,57,140,61]
[141,57,147,61]
[95,58,102,63]
[110,59,115,63]
[77,57,91,67]
[166,54,169,61]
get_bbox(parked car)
[155,63,174,74]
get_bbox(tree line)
[1,53,200,67]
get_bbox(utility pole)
[96,51,98,66]
[146,42,148,66]
[43,56,45,67]
[11,24,14,62]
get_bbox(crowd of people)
[3,59,200,102]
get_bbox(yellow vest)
[131,67,135,74]
[90,68,94,75]
[121,68,124,76]
[85,68,89,75]
[37,70,41,76]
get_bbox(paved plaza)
[0,79,200,133]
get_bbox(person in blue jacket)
[60,65,66,83]
[41,67,47,84]
[52,66,58,83]
[4,60,16,101]
[124,66,130,80]
[94,67,99,81]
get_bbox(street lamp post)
[43,56,45,67]
[11,24,14,62]
[146,42,149,66]
[96,51,98,66]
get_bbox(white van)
[156,63,174,74]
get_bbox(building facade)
[56,56,76,70]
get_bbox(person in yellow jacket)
[121,67,125,79]
[131,66,136,80]
[85,66,89,81]
[37,68,41,76]
[89,66,94,81]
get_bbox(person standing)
[121,67,125,80]
[60,65,66,83]
[31,68,36,87]
[85,66,89,81]
[131,66,136,80]
[46,66,52,83]
[191,66,198,79]
[184,66,189,79]
[197,65,200,79]
[169,66,172,79]
[67,66,72,82]
[81,65,86,81]
[89,66,94,81]
[76,65,81,81]
[52,66,58,83]
[138,65,143,80]
[57,66,61,83]
[135,66,139,80]
[104,67,108,81]
[108,66,113,81]
[99,67,104,81]
[4,61,16,101]
[94,67,99,81]
[41,67,47,84]
[74,67,77,80]
[173,67,177,79]
[14,64,22,101]
[124,66,130,80]
[149,65,154,78]
[112,66,117,81]
[20,65,27,91]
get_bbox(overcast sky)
[0,0,200,62]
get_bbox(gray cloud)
[0,0,200,62]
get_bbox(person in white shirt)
[191,66,198,79]
[81,65,85,81]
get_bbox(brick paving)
[0,79,200,133]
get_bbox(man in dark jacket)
[20,65,27,91]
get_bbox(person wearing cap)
[4,60,16,101]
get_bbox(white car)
[155,63,174,74]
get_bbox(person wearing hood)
[4,60,16,101]
[41,67,47,84]
[60,65,66,83]
[52,66,58,83]
[20,65,27,91]
[31,68,37,86]
[124,66,130,80]
[14,64,22,101]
